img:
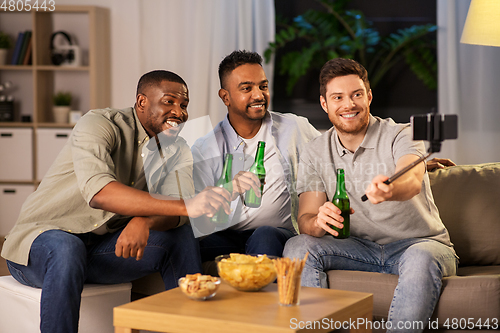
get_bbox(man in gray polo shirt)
[284,58,457,333]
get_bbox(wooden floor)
[0,237,10,276]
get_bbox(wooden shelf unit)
[0,6,110,127]
[0,6,110,231]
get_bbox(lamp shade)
[461,0,500,47]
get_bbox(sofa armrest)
[429,163,500,266]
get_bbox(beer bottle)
[244,141,266,208]
[330,169,350,238]
[210,154,233,224]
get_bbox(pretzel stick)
[274,253,309,305]
[286,260,292,304]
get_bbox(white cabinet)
[0,6,110,237]
[0,184,35,235]
[0,128,33,181]
[36,128,72,181]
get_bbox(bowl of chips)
[178,273,221,301]
[215,253,277,291]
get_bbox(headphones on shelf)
[50,31,75,66]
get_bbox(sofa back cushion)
[429,163,500,266]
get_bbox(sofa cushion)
[327,269,500,324]
[326,270,397,319]
[433,275,500,323]
[429,163,500,266]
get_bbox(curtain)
[437,0,500,164]
[55,0,275,136]
[138,0,275,127]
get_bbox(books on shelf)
[10,30,32,66]
[10,32,24,65]
[22,37,33,65]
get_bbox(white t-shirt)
[230,121,293,231]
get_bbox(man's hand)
[364,174,394,204]
[316,201,354,237]
[232,171,261,200]
[184,186,231,218]
[427,158,456,171]
[364,154,425,204]
[115,217,151,261]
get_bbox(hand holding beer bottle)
[330,169,350,238]
[210,154,233,224]
[244,141,266,208]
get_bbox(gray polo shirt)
[2,107,193,265]
[297,115,453,247]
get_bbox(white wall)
[54,0,275,127]
[437,0,500,165]
[56,0,142,109]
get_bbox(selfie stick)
[361,151,433,202]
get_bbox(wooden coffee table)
[114,283,373,333]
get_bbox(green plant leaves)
[53,91,72,106]
[280,42,321,95]
[265,0,437,95]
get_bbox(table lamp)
[461,0,500,47]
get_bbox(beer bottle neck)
[254,142,265,165]
[335,170,348,198]
[222,154,233,181]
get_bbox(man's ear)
[218,89,230,107]
[320,95,328,113]
[136,94,147,112]
[368,89,373,106]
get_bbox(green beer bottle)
[244,141,266,208]
[330,169,350,238]
[210,154,233,224]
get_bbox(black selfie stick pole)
[361,151,433,202]
[360,108,457,202]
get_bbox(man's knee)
[400,241,456,277]
[35,230,84,256]
[251,226,282,241]
[283,234,313,259]
[33,230,87,277]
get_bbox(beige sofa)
[328,163,500,331]
[132,163,500,330]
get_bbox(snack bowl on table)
[215,253,277,291]
[178,274,221,301]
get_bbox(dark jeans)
[7,224,201,333]
[199,225,295,262]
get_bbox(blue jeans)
[7,224,201,333]
[284,235,457,333]
[199,226,295,262]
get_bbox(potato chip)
[216,254,277,291]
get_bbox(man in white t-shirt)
[191,50,320,262]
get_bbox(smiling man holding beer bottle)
[191,50,320,262]
[284,58,457,333]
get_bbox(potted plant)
[53,91,72,124]
[0,31,13,65]
[265,0,437,96]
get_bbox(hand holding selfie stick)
[361,152,433,202]
[361,109,458,202]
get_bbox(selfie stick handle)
[361,152,433,202]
